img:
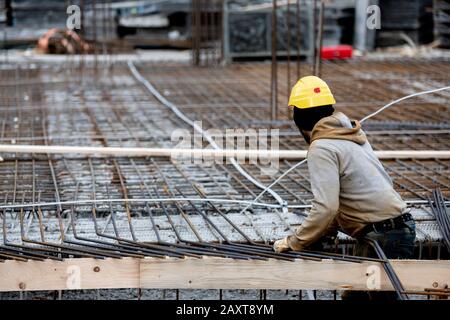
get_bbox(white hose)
[121,63,450,217]
[359,86,450,123]
[128,61,288,213]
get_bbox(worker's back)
[276,76,415,261]
[308,112,406,236]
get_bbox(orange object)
[38,29,92,54]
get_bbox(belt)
[358,213,414,237]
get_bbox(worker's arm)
[286,145,340,251]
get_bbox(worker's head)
[288,76,336,144]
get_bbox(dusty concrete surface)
[0,289,339,300]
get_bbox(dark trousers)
[342,220,416,300]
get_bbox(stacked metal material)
[320,3,354,46]
[228,12,269,53]
[429,188,450,251]
[376,0,434,47]
[225,0,353,60]
[434,0,450,47]
[225,1,314,60]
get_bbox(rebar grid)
[141,57,450,126]
[0,56,448,262]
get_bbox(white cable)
[237,159,307,215]
[359,86,450,123]
[128,61,288,213]
[239,85,450,214]
[128,62,450,216]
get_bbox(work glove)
[273,237,290,253]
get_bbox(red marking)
[314,87,321,93]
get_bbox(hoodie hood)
[310,112,367,145]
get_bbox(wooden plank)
[392,260,450,292]
[139,258,450,291]
[0,257,448,292]
[0,258,139,292]
[0,144,448,159]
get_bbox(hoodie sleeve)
[287,145,340,251]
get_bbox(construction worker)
[273,76,416,299]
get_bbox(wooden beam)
[0,144,448,159]
[0,258,140,292]
[139,258,450,291]
[0,257,448,292]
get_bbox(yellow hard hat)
[288,76,336,109]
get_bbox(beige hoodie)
[287,112,407,251]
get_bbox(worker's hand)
[273,237,290,253]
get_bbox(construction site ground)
[0,50,448,299]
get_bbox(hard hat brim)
[288,94,336,109]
